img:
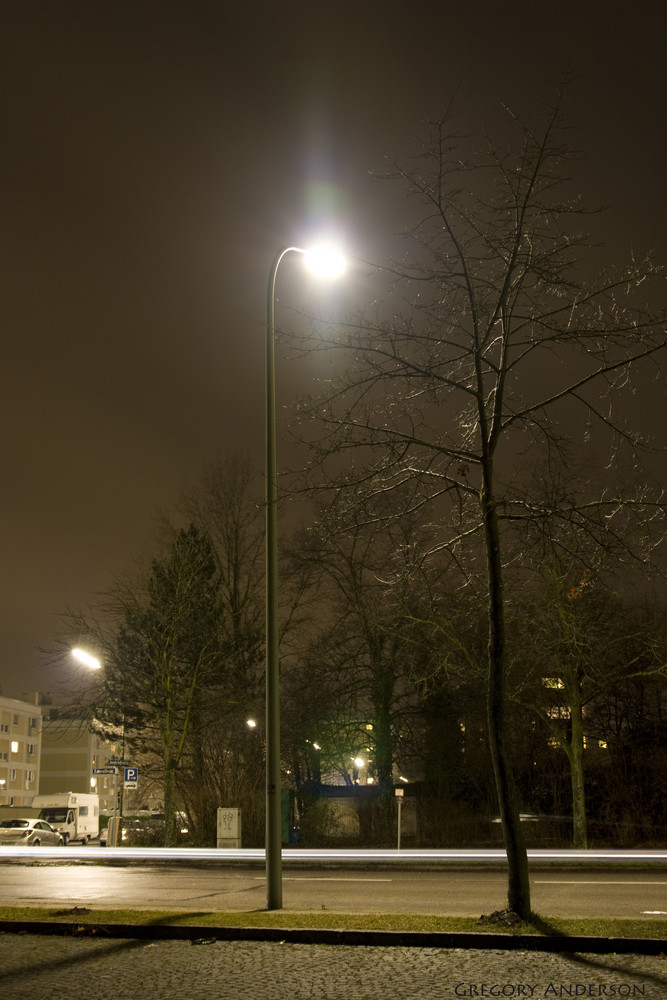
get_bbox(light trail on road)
[1,846,666,862]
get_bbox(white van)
[31,792,100,845]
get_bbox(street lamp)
[71,648,125,843]
[71,648,101,671]
[265,243,345,910]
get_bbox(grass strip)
[0,906,665,940]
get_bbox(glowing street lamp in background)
[71,648,101,671]
[70,647,123,841]
[265,243,346,911]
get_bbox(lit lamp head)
[71,648,102,670]
[303,244,346,279]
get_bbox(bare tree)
[505,458,666,849]
[180,455,265,688]
[512,562,666,849]
[289,99,666,915]
[176,456,266,843]
[286,501,433,840]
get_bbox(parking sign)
[124,766,138,788]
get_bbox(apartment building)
[39,707,117,813]
[0,694,42,806]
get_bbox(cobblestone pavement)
[1,935,665,1000]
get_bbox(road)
[1,860,665,919]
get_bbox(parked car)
[99,814,188,847]
[0,818,65,846]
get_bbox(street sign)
[124,766,138,789]
[108,758,130,766]
[92,767,117,775]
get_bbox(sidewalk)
[1,933,665,1000]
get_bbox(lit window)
[543,678,565,689]
[10,741,18,754]
[546,706,571,719]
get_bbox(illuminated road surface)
[0,854,665,918]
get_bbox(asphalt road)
[1,861,665,919]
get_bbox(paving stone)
[1,935,665,1000]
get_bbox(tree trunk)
[484,494,532,917]
[568,677,588,849]
[372,649,395,843]
[163,759,179,847]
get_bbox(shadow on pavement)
[0,911,215,985]
[529,913,667,991]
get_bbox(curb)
[0,920,665,954]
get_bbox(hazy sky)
[1,1,665,698]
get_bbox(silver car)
[0,818,64,846]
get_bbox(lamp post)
[265,244,345,910]
[71,648,125,843]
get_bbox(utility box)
[217,807,242,848]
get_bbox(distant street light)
[70,648,125,843]
[265,244,346,911]
[71,648,101,670]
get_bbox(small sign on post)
[217,807,242,848]
[395,787,404,850]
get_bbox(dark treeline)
[61,454,666,853]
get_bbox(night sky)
[1,2,665,698]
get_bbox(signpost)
[96,759,136,843]
[395,787,404,850]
